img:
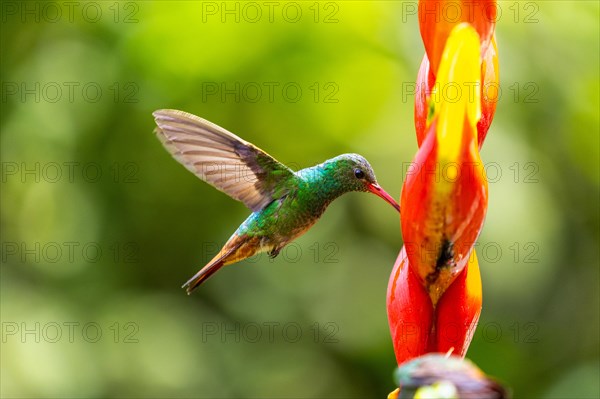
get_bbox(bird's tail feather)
[182,236,246,294]
[182,258,226,294]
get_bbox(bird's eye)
[354,169,365,179]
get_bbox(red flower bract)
[477,35,499,146]
[387,246,434,364]
[387,247,483,364]
[414,54,435,147]
[418,0,496,73]
[401,116,487,304]
[388,24,490,365]
[414,35,499,149]
[434,249,482,356]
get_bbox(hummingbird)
[389,354,509,399]
[153,109,400,294]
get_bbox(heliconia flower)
[401,24,488,305]
[418,0,496,74]
[414,34,499,149]
[387,246,434,365]
[433,249,482,356]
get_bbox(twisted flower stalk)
[388,0,499,366]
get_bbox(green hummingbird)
[153,109,400,294]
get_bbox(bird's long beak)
[367,183,400,212]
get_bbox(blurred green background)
[1,1,598,398]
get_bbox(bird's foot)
[268,248,280,259]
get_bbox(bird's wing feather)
[153,109,295,212]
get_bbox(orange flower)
[388,5,497,368]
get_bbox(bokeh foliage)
[1,1,598,398]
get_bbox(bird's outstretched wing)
[153,109,295,212]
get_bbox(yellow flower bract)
[434,23,482,164]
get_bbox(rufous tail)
[182,236,248,294]
[182,257,227,294]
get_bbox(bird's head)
[329,154,400,212]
